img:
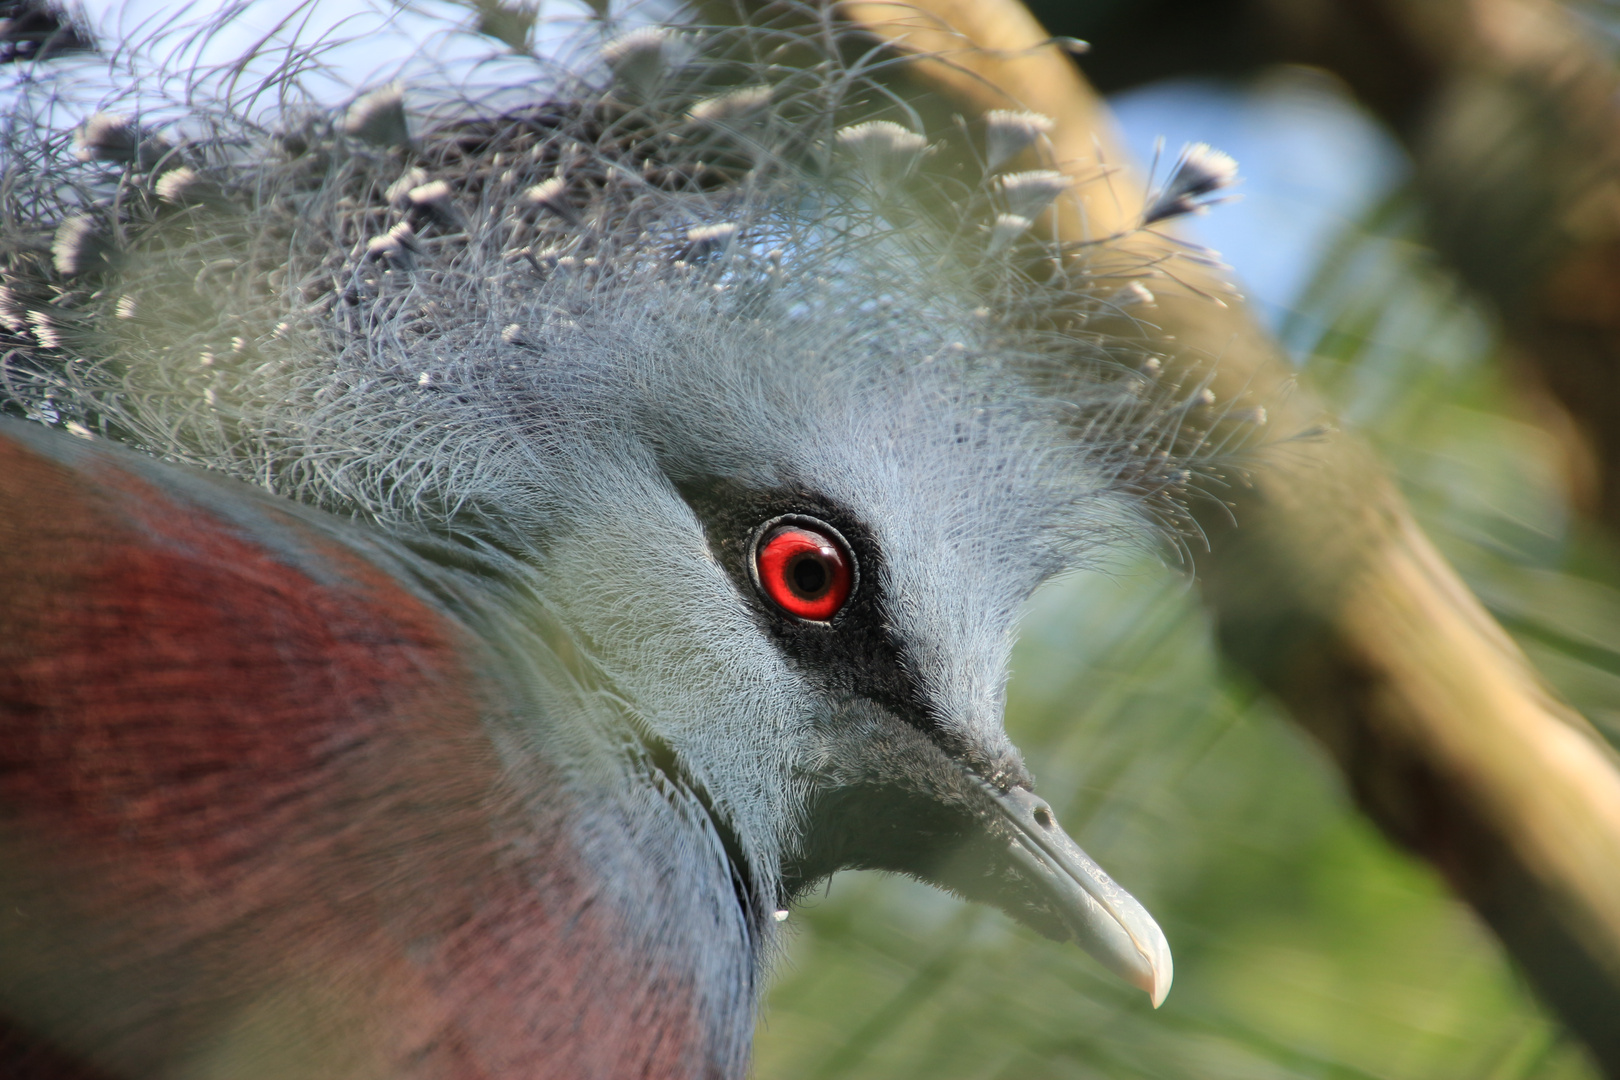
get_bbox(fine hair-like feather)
[0,3,1239,1072]
[0,1,1228,561]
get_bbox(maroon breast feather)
[0,419,704,1079]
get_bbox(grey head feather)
[0,0,1229,1050]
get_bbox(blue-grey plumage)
[0,1,1231,1073]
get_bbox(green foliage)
[754,186,1608,1078]
[1286,192,1620,752]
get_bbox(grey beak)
[993,784,1174,1007]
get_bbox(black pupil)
[788,552,829,598]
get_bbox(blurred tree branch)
[1266,0,1620,545]
[816,0,1620,1071]
[1033,0,1620,540]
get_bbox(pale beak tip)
[1140,936,1174,1008]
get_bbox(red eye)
[754,523,854,621]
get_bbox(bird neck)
[425,543,771,1077]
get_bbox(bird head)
[0,6,1217,1011]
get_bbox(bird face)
[525,292,1172,1004]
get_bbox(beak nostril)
[1032,806,1054,828]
